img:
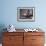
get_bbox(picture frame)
[17,7,35,22]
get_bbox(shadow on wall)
[0,24,7,43]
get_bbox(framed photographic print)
[17,7,35,22]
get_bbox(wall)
[0,0,46,44]
[0,0,46,30]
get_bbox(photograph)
[17,7,35,22]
